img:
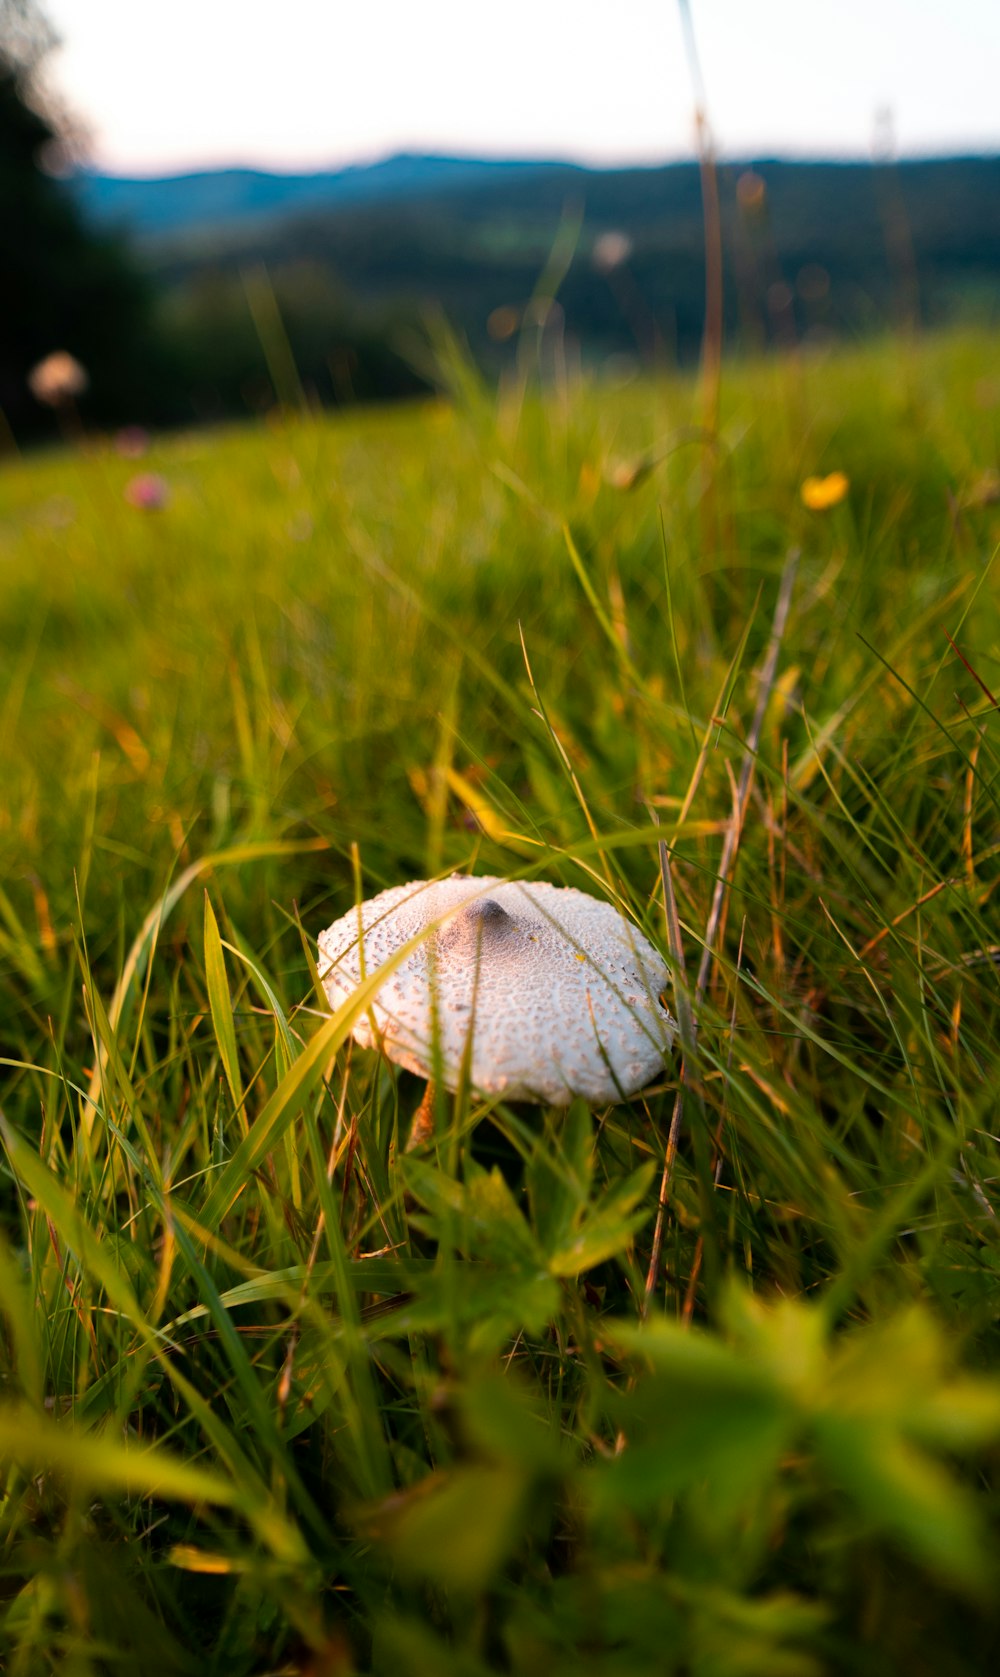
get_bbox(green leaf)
[402,1156,543,1268]
[824,1304,1000,1438]
[599,1380,791,1516]
[720,1284,827,1397]
[382,1264,559,1353]
[372,1615,493,1677]
[609,1315,784,1398]
[465,1161,545,1266]
[546,1160,655,1276]
[399,1153,467,1221]
[362,1464,529,1590]
[458,1370,568,1474]
[903,1379,1000,1450]
[681,1581,827,1677]
[601,1311,792,1514]
[814,1417,994,1594]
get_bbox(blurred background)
[3,0,998,442]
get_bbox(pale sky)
[43,0,1000,176]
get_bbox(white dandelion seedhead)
[28,350,88,406]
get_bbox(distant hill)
[69,154,577,240]
[58,151,1000,427]
[70,152,1000,271]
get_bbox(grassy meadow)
[1,327,1000,1673]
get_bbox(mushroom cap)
[318,874,674,1106]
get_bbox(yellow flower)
[801,471,849,511]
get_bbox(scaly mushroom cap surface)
[318,874,674,1106]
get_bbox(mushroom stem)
[407,1080,437,1151]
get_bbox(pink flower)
[124,472,169,511]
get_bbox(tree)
[0,0,55,73]
[0,0,160,441]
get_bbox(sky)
[42,0,1000,177]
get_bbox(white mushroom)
[318,874,675,1110]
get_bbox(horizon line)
[71,142,1000,183]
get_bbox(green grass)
[1,327,999,1674]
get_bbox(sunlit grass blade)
[203,892,244,1111]
[0,1401,239,1508]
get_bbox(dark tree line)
[0,1,166,438]
[0,1,426,444]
